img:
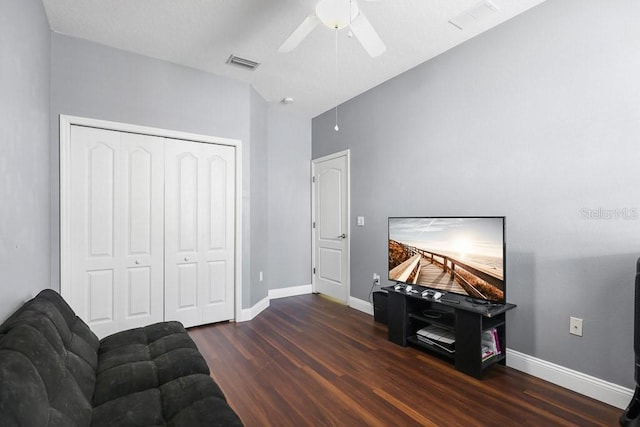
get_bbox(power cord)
[368,274,381,303]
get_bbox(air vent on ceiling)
[226,54,260,71]
[449,0,499,30]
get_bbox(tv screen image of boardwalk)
[388,218,504,301]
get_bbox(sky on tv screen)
[389,217,503,269]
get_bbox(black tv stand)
[383,285,516,379]
[465,297,489,305]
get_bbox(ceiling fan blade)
[278,15,320,53]
[349,11,386,58]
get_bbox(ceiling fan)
[278,0,386,58]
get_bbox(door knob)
[184,257,189,262]
[134,260,140,265]
[338,233,346,239]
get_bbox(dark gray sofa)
[0,289,243,426]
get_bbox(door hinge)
[312,221,316,228]
[313,267,316,274]
[312,176,316,183]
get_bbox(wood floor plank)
[188,294,621,426]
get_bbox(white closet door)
[69,126,165,338]
[164,140,235,327]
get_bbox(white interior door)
[164,140,236,328]
[68,126,164,338]
[312,150,350,303]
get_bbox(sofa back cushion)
[0,289,99,426]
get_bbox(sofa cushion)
[90,388,164,427]
[94,322,209,404]
[0,349,49,426]
[92,321,242,426]
[91,374,241,427]
[0,289,100,426]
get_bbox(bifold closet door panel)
[68,126,165,338]
[164,140,235,328]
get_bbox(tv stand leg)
[454,309,483,379]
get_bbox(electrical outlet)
[569,317,583,336]
[373,273,380,286]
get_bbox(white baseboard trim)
[269,284,312,300]
[348,296,373,316]
[507,348,633,409]
[237,295,269,322]
[238,285,312,322]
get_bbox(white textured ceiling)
[41,0,547,118]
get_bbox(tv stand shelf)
[383,285,516,379]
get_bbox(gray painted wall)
[267,108,312,290]
[0,0,51,322]
[313,0,640,387]
[49,33,260,309]
[250,88,269,305]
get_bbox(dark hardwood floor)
[188,294,621,426]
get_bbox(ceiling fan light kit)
[278,0,386,58]
[315,0,359,29]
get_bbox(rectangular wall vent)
[449,0,499,30]
[226,54,260,71]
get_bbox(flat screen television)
[388,217,505,304]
